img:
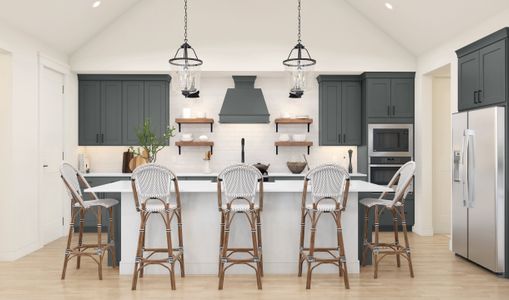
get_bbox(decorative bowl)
[287,162,307,174]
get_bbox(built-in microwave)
[368,124,413,157]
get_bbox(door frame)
[37,53,70,247]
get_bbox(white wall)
[0,20,73,260]
[70,0,416,73]
[414,7,509,236]
[0,49,13,257]
[432,75,451,234]
[82,75,359,174]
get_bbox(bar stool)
[130,164,185,290]
[217,164,264,290]
[59,162,118,280]
[360,161,416,278]
[298,164,350,289]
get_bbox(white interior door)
[39,66,65,245]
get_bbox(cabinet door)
[122,81,145,145]
[479,39,506,107]
[79,81,102,145]
[458,51,480,111]
[341,81,362,145]
[390,78,414,118]
[144,81,169,144]
[366,79,391,118]
[319,82,342,145]
[101,81,123,145]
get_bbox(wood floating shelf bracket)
[274,118,313,133]
[175,118,215,133]
[175,141,214,155]
[275,141,313,155]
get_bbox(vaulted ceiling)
[1,0,509,56]
[345,0,509,55]
[0,0,140,53]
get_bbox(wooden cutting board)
[129,150,148,171]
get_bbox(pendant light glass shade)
[169,0,202,98]
[283,0,316,98]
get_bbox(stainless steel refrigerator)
[452,106,505,273]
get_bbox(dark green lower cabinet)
[357,193,414,265]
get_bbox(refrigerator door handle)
[464,129,476,208]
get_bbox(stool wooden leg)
[132,212,146,290]
[96,207,103,280]
[400,206,414,277]
[391,208,401,268]
[298,208,306,277]
[176,210,185,277]
[256,211,263,277]
[165,210,176,290]
[139,223,146,279]
[218,211,225,277]
[77,208,85,269]
[108,207,117,268]
[373,205,380,279]
[218,211,230,290]
[61,208,77,280]
[249,211,262,290]
[306,210,317,290]
[335,212,349,289]
[361,206,370,267]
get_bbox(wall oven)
[368,124,413,157]
[368,124,414,190]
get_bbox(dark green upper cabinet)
[363,72,415,123]
[365,79,391,118]
[456,28,508,111]
[144,81,169,144]
[318,76,362,146]
[78,75,171,146]
[122,81,144,145]
[101,81,122,145]
[79,81,102,145]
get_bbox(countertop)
[83,172,368,178]
[85,179,390,194]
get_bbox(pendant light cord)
[184,0,188,43]
[297,0,301,43]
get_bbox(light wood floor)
[0,233,508,299]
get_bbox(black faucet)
[241,138,245,163]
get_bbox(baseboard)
[0,241,41,261]
[412,225,434,236]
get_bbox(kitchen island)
[86,179,390,275]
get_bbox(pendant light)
[169,0,203,98]
[283,0,316,98]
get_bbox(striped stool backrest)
[131,163,177,209]
[218,164,263,204]
[306,164,350,205]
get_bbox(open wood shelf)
[274,118,313,132]
[274,141,313,155]
[175,141,214,155]
[175,118,215,132]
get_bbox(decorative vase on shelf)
[348,149,353,174]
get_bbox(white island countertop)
[83,172,368,178]
[85,179,390,194]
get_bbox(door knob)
[43,164,49,168]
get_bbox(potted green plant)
[130,119,176,163]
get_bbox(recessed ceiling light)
[385,2,393,10]
[92,0,101,8]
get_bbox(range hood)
[219,76,270,123]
